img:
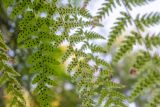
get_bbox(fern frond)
[97,68,127,107]
[61,27,126,107]
[84,31,105,40]
[109,90,127,100]
[129,70,160,101]
[135,12,160,31]
[75,49,88,58]
[84,43,106,53]
[2,0,132,106]
[144,33,160,49]
[61,45,74,63]
[124,0,155,10]
[10,1,31,19]
[105,79,125,89]
[104,98,127,107]
[67,58,78,72]
[148,94,160,107]
[0,41,8,52]
[71,60,95,107]
[112,36,136,64]
[69,35,85,45]
[90,55,111,68]
[0,32,25,107]
[106,12,131,51]
[131,51,151,71]
[153,54,160,66]
[14,1,61,106]
[94,0,121,22]
[58,7,92,18]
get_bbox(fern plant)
[94,0,160,106]
[0,32,25,107]
[0,0,160,107]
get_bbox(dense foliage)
[0,0,160,107]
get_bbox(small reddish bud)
[130,68,137,76]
